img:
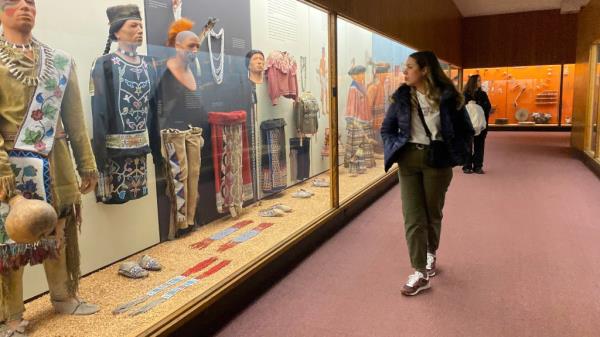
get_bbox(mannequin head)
[0,0,36,35]
[348,65,366,84]
[167,18,198,67]
[175,32,200,65]
[104,4,143,54]
[246,50,264,84]
[374,63,390,82]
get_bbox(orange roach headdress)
[168,18,195,47]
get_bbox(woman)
[463,74,492,174]
[381,51,473,296]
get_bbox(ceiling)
[453,0,589,17]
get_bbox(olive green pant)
[398,144,453,271]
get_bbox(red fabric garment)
[266,51,299,106]
[368,80,387,131]
[345,81,370,123]
[208,111,254,214]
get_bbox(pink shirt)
[266,51,299,106]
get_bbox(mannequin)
[91,5,162,204]
[157,18,214,239]
[344,65,375,171]
[245,49,264,200]
[317,46,329,115]
[0,1,99,335]
[367,63,392,154]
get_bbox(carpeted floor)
[216,132,600,337]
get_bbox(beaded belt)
[105,131,149,149]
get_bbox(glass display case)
[0,0,462,335]
[464,65,573,127]
[0,0,347,336]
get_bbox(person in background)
[381,51,473,296]
[462,74,491,174]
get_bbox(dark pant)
[398,144,453,271]
[463,129,487,170]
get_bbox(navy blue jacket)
[380,84,474,172]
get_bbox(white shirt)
[409,91,442,145]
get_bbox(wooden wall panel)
[306,0,463,66]
[462,10,577,68]
[571,0,600,151]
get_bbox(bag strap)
[415,98,433,142]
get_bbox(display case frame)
[584,42,600,159]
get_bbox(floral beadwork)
[13,48,71,156]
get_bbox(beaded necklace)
[0,35,55,87]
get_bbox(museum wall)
[462,10,578,69]
[571,0,600,150]
[305,0,463,66]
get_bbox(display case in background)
[464,65,574,127]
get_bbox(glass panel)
[144,0,333,296]
[336,18,415,202]
[561,64,575,126]
[465,65,562,126]
[18,1,332,334]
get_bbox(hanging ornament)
[208,28,225,85]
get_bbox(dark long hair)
[409,51,464,108]
[103,20,127,55]
[463,74,480,99]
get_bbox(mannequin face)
[115,19,144,46]
[376,72,390,82]
[351,73,365,84]
[176,35,200,53]
[176,35,200,64]
[403,57,426,87]
[0,0,36,34]
[248,53,265,74]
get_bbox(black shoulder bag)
[416,101,452,168]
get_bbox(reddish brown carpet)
[216,132,600,337]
